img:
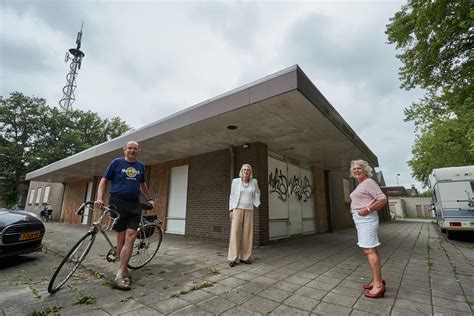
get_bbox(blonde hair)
[350,159,373,178]
[239,164,253,179]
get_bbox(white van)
[429,166,474,239]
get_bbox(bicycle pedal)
[106,247,118,262]
[106,254,118,262]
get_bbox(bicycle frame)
[48,200,162,293]
[76,202,119,252]
[77,201,162,262]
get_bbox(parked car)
[0,208,45,257]
[10,204,26,211]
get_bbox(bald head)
[124,141,139,150]
[123,141,140,162]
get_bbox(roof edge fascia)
[26,65,299,180]
[295,66,379,166]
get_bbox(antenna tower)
[59,22,85,111]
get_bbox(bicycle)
[40,203,53,222]
[47,201,163,293]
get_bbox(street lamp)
[396,173,400,186]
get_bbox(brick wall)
[186,148,232,241]
[233,142,269,245]
[328,169,354,231]
[312,166,329,233]
[186,142,269,245]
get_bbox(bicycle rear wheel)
[48,232,96,293]
[128,224,162,269]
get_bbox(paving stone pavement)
[0,220,473,315]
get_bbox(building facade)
[26,65,389,245]
[24,181,64,221]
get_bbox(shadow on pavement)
[0,254,41,270]
[444,231,474,243]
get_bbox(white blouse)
[236,185,254,210]
[229,178,261,211]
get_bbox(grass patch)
[25,305,62,316]
[207,268,220,276]
[29,285,41,299]
[73,294,96,305]
[120,296,133,302]
[170,281,215,298]
[120,292,145,302]
[101,276,115,287]
[85,268,105,279]
[170,290,188,298]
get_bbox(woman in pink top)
[350,159,387,298]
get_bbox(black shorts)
[109,196,141,232]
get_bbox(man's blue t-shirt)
[103,157,145,201]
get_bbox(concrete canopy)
[26,65,378,183]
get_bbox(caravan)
[429,166,474,239]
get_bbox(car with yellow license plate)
[0,208,45,257]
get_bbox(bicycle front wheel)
[48,232,96,293]
[128,224,162,269]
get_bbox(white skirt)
[352,212,380,248]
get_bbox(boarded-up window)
[43,186,51,204]
[28,189,36,205]
[35,188,43,205]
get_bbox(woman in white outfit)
[227,164,260,267]
[350,159,387,298]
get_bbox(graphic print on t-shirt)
[122,167,140,180]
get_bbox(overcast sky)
[1,0,425,189]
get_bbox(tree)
[0,92,131,206]
[386,0,473,187]
[0,92,48,205]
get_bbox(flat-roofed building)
[26,65,388,245]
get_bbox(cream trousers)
[227,208,253,262]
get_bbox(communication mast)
[59,22,85,111]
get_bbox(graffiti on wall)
[268,168,313,202]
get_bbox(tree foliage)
[386,0,474,187]
[0,92,131,205]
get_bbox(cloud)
[0,0,425,189]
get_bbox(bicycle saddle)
[140,202,154,210]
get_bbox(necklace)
[242,180,249,188]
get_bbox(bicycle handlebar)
[75,201,121,219]
[75,201,93,215]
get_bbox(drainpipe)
[229,145,235,183]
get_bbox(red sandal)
[363,279,385,290]
[364,286,386,298]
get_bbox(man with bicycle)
[95,140,153,290]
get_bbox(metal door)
[301,167,315,233]
[288,163,303,235]
[268,156,289,238]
